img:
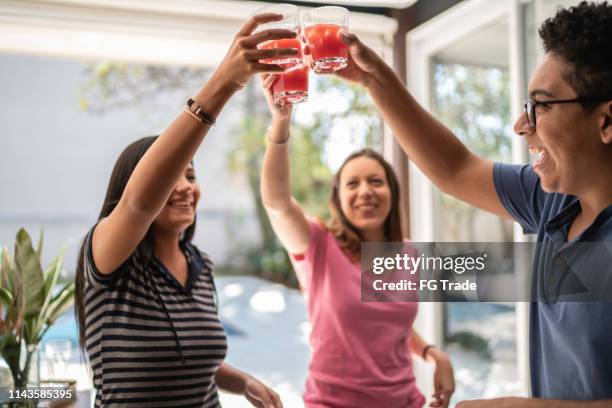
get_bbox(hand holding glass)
[254,3,308,104]
[255,4,302,68]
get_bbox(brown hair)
[325,148,404,260]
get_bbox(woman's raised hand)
[214,13,299,92]
[260,74,293,120]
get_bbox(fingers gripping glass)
[252,3,309,105]
[524,97,611,128]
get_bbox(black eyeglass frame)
[523,97,611,128]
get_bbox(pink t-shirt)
[290,218,425,408]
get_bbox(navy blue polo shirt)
[493,163,612,400]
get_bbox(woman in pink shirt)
[259,75,455,408]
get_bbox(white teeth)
[528,147,542,155]
[169,200,192,208]
[529,147,546,162]
[528,147,548,166]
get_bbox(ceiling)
[435,17,510,69]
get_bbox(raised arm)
[93,14,299,274]
[334,33,511,219]
[259,74,310,255]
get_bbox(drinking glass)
[272,63,309,105]
[302,6,349,73]
[254,3,302,68]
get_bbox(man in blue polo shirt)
[333,1,612,406]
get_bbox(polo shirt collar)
[544,198,580,242]
[545,198,612,243]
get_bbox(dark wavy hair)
[539,1,612,110]
[325,148,404,261]
[74,136,196,353]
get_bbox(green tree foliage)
[78,63,206,113]
[433,63,513,241]
[434,64,511,159]
[226,103,334,287]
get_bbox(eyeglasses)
[523,97,611,128]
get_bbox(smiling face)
[152,163,200,236]
[513,54,608,195]
[337,156,392,236]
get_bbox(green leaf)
[22,317,37,345]
[14,229,45,319]
[42,249,64,308]
[0,287,12,306]
[34,247,65,337]
[44,282,75,328]
[36,229,44,260]
[0,246,14,293]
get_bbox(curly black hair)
[539,1,612,110]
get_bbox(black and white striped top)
[83,226,228,408]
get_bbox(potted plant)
[0,229,75,406]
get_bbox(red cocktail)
[303,24,347,73]
[258,38,302,67]
[253,4,302,68]
[302,6,349,74]
[272,64,309,105]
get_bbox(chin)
[177,220,195,231]
[165,217,194,232]
[354,219,384,231]
[533,168,559,193]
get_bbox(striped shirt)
[83,226,228,407]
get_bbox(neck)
[577,181,612,222]
[361,227,386,242]
[152,227,182,261]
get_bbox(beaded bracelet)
[184,98,216,126]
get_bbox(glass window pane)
[432,58,521,400]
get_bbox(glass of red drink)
[272,63,309,105]
[302,6,349,74]
[253,3,302,68]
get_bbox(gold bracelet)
[183,107,204,123]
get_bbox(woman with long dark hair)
[259,75,455,408]
[74,14,297,408]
